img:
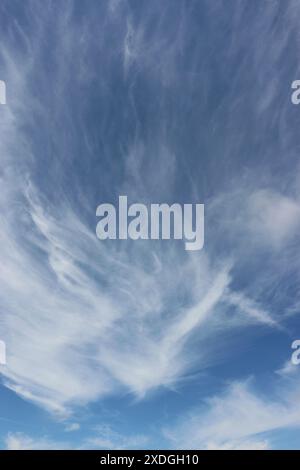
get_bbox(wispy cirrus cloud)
[4,432,71,450]
[0,0,299,435]
[165,368,300,450]
[4,425,147,450]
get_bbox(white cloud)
[4,433,69,450]
[0,1,293,420]
[247,189,300,249]
[0,43,255,414]
[165,372,300,450]
[0,170,236,412]
[205,439,270,450]
[225,290,278,328]
[64,423,80,432]
[4,426,147,450]
[83,425,148,450]
[0,86,282,416]
[276,360,298,377]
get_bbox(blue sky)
[0,0,300,450]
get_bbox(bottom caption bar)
[0,450,299,466]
